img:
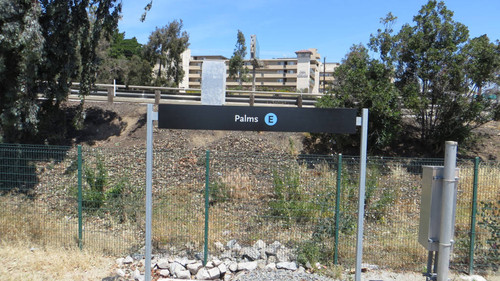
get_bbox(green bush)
[269,168,318,225]
[74,155,140,223]
[83,156,107,210]
[105,177,141,223]
[209,181,229,204]
[296,240,321,266]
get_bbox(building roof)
[295,49,313,54]
[191,55,229,60]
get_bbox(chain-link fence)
[0,144,498,274]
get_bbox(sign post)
[144,104,368,281]
[355,108,368,281]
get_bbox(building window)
[288,61,296,65]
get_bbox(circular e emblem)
[264,113,278,126]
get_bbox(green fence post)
[468,157,480,275]
[204,150,210,266]
[77,145,83,250]
[334,153,342,265]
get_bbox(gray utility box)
[418,166,459,251]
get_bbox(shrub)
[83,156,107,211]
[209,181,229,204]
[269,168,318,225]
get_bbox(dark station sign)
[158,104,357,134]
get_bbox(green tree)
[315,44,401,153]
[370,0,500,154]
[228,30,248,87]
[0,0,44,143]
[95,30,152,86]
[463,35,500,96]
[145,19,189,87]
[0,0,121,143]
[109,32,142,59]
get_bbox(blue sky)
[118,0,500,63]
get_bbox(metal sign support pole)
[145,104,158,281]
[437,141,458,281]
[355,108,368,281]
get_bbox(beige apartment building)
[319,62,340,93]
[180,48,335,93]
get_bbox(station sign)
[158,104,357,134]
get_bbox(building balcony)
[264,64,298,70]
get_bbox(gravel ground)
[232,269,339,281]
[231,268,495,281]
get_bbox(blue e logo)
[264,113,278,126]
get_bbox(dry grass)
[0,195,140,256]
[0,241,114,281]
[1,153,498,274]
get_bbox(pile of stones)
[112,239,314,281]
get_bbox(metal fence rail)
[67,83,321,107]
[0,144,498,274]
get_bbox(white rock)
[241,247,260,261]
[237,261,258,271]
[123,256,134,264]
[265,241,281,256]
[266,262,276,271]
[223,272,233,281]
[159,269,170,277]
[315,262,322,269]
[257,259,267,269]
[276,248,291,262]
[227,239,238,249]
[233,243,242,253]
[208,267,221,279]
[218,263,227,275]
[174,257,189,267]
[253,240,266,250]
[176,269,191,279]
[116,258,124,266]
[156,258,169,269]
[228,261,238,272]
[267,255,277,264]
[221,250,232,259]
[259,248,267,260]
[116,268,126,277]
[169,262,186,276]
[212,258,223,267]
[186,262,203,275]
[196,268,211,280]
[361,263,379,271]
[215,241,225,252]
[205,261,215,269]
[276,261,298,271]
[133,269,144,281]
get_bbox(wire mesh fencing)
[0,143,498,274]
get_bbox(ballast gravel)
[232,269,337,281]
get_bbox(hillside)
[68,101,500,160]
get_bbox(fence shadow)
[0,144,72,196]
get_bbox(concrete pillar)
[107,87,114,103]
